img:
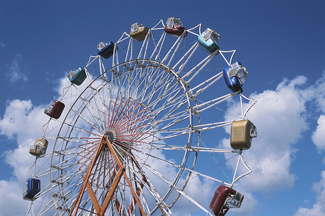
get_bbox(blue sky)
[0,0,324,215]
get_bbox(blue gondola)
[97,42,116,59]
[198,28,220,54]
[223,62,248,93]
[67,67,86,86]
[23,178,41,201]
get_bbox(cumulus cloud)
[6,54,28,83]
[312,115,325,152]
[219,76,311,215]
[310,72,325,152]
[297,73,325,215]
[0,180,29,216]
[312,171,325,209]
[294,205,324,216]
[0,100,48,215]
[223,73,325,216]
[0,100,46,140]
[0,99,48,181]
[313,72,325,113]
[294,172,325,216]
[0,74,214,215]
[0,72,94,214]
[2,66,325,216]
[225,76,308,189]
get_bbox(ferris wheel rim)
[26,18,256,216]
[48,58,202,215]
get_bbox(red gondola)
[44,100,65,119]
[210,185,244,216]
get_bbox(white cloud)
[2,66,325,216]
[219,76,311,214]
[0,180,29,216]
[312,171,325,208]
[0,75,214,215]
[230,190,257,216]
[310,72,325,153]
[294,205,324,216]
[0,100,49,214]
[297,73,325,215]
[313,72,325,113]
[224,76,308,190]
[0,100,46,141]
[6,54,28,83]
[0,99,51,182]
[294,172,325,216]
[312,115,325,152]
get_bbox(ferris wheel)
[25,18,257,216]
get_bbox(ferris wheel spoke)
[143,83,180,112]
[114,113,149,135]
[172,42,200,73]
[112,44,119,67]
[68,108,103,134]
[124,37,133,62]
[182,51,217,82]
[172,185,214,216]
[108,97,136,129]
[137,33,151,59]
[158,111,190,130]
[129,125,191,143]
[192,93,237,113]
[125,62,148,92]
[147,97,188,124]
[150,31,167,61]
[55,136,88,145]
[81,86,110,132]
[57,140,98,157]
[51,153,79,170]
[134,67,163,104]
[61,120,102,138]
[29,19,254,216]
[98,76,111,129]
[139,74,170,107]
[138,149,231,186]
[140,74,178,110]
[118,71,136,101]
[148,89,186,118]
[32,167,50,179]
[119,155,171,215]
[161,35,184,66]
[193,120,233,131]
[36,198,57,216]
[127,114,191,142]
[138,159,181,214]
[78,146,102,174]
[111,97,142,129]
[51,167,83,189]
[112,71,124,101]
[137,143,239,154]
[190,71,223,97]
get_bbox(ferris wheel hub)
[104,128,117,144]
